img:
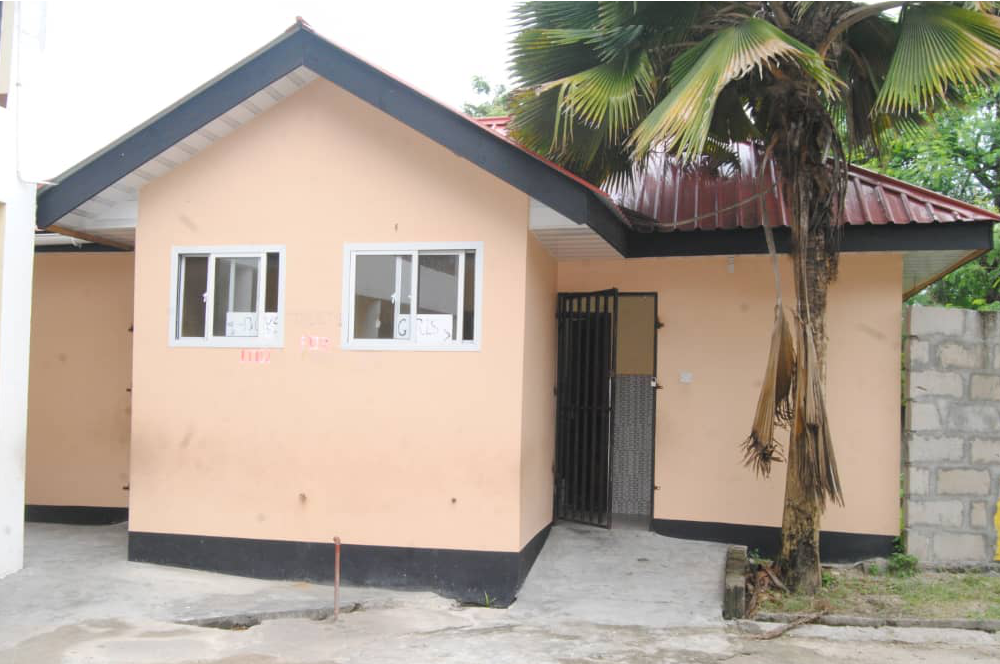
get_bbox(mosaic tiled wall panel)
[611,374,655,516]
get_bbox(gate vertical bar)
[592,295,604,524]
[566,297,580,519]
[554,294,566,520]
[592,295,605,524]
[571,297,587,521]
[577,295,588,523]
[578,295,589,523]
[605,291,619,529]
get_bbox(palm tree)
[509,1,1000,592]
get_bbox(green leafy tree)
[862,86,1000,310]
[462,76,512,117]
[910,226,1000,311]
[508,1,1000,592]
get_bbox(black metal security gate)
[555,289,618,527]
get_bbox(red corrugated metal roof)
[472,117,1000,230]
[475,116,512,134]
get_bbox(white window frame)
[168,244,286,348]
[342,242,484,351]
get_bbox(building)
[28,21,998,603]
[0,1,40,579]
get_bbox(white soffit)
[46,66,318,248]
[529,197,622,259]
[34,232,91,247]
[903,249,977,296]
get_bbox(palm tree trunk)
[775,109,844,593]
[780,231,827,593]
[778,213,826,593]
[779,441,822,590]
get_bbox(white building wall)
[0,1,39,579]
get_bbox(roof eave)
[36,23,627,253]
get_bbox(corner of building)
[0,0,38,578]
[517,227,557,579]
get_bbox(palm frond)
[538,51,655,142]
[876,4,1000,114]
[790,324,844,508]
[742,305,796,477]
[510,27,602,87]
[628,18,842,162]
[507,86,640,186]
[511,1,600,32]
[792,2,815,20]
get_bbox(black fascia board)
[625,220,995,258]
[34,243,126,253]
[36,29,311,228]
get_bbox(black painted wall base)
[25,505,129,525]
[651,519,894,562]
[129,524,551,607]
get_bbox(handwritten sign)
[300,335,332,351]
[226,312,258,337]
[262,313,279,338]
[395,315,410,340]
[240,349,271,364]
[394,314,454,343]
[226,312,279,338]
[415,314,453,343]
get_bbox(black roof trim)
[35,243,128,253]
[35,24,628,254]
[625,220,994,258]
[37,28,308,228]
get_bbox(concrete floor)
[1,523,997,663]
[512,522,728,627]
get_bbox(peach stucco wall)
[26,253,134,508]
[131,79,537,552]
[558,252,903,536]
[518,232,557,547]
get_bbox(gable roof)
[35,20,629,252]
[37,19,994,289]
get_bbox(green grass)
[761,569,1000,620]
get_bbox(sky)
[17,1,519,181]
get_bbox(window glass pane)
[417,253,458,343]
[463,251,476,341]
[213,256,260,337]
[178,255,208,338]
[354,254,412,340]
[265,252,280,313]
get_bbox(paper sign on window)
[395,315,410,340]
[225,312,279,337]
[262,313,279,338]
[225,312,258,337]
[415,314,453,344]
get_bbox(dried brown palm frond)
[789,323,845,508]
[741,304,796,477]
[773,306,796,426]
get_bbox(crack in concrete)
[178,604,361,630]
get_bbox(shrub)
[888,552,918,577]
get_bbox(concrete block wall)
[904,305,1000,562]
